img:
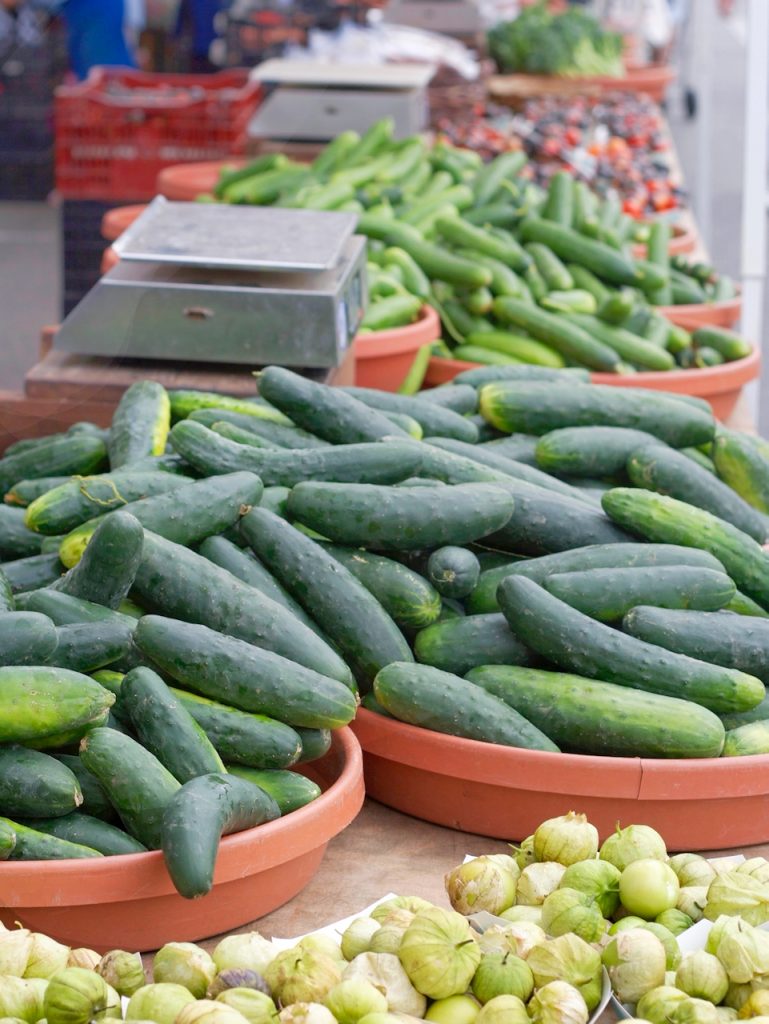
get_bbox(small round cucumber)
[426,547,481,599]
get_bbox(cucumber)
[79,726,181,848]
[525,243,574,290]
[0,817,101,859]
[682,447,717,474]
[464,330,565,369]
[0,746,83,817]
[452,344,523,367]
[21,812,147,856]
[5,476,72,507]
[189,408,330,449]
[566,314,675,371]
[602,487,769,610]
[25,471,190,536]
[418,385,479,415]
[535,427,665,478]
[53,753,116,822]
[121,667,225,783]
[497,575,764,714]
[426,547,480,599]
[467,543,727,614]
[544,566,736,621]
[380,412,423,440]
[467,666,725,759]
[482,435,539,465]
[108,381,170,469]
[712,431,769,514]
[414,613,533,675]
[692,327,751,362]
[627,444,769,543]
[135,615,357,729]
[161,773,280,898]
[0,506,43,558]
[519,218,639,286]
[0,612,58,665]
[285,482,514,551]
[1,552,62,593]
[0,819,15,858]
[473,150,527,206]
[542,170,574,226]
[170,422,420,488]
[19,589,137,627]
[480,381,716,447]
[725,591,769,618]
[52,511,144,609]
[46,620,135,672]
[131,531,353,686]
[340,387,479,443]
[257,367,408,443]
[492,298,620,372]
[226,766,321,815]
[240,509,412,687]
[169,390,290,425]
[0,569,14,612]
[198,535,324,637]
[373,662,558,751]
[623,606,769,684]
[295,728,332,764]
[723,721,769,757]
[453,366,590,388]
[0,435,108,498]
[720,693,769,730]
[324,545,442,630]
[58,472,262,568]
[260,486,291,518]
[208,420,283,449]
[435,215,530,272]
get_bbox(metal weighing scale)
[54,198,368,369]
[248,60,436,141]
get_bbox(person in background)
[175,0,223,72]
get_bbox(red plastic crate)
[54,67,263,200]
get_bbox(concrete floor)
[0,0,764,418]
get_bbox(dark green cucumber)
[213,421,296,449]
[121,667,225,783]
[260,486,291,518]
[240,509,412,688]
[324,545,442,630]
[712,431,769,514]
[519,217,639,285]
[0,746,83,817]
[285,482,514,551]
[340,387,479,443]
[535,427,665,478]
[497,575,764,714]
[419,385,479,415]
[5,476,72,507]
[627,444,769,543]
[492,297,620,372]
[0,568,14,612]
[0,506,44,558]
[373,662,558,750]
[20,589,137,627]
[189,408,330,449]
[623,606,769,685]
[1,552,62,593]
[79,726,181,848]
[602,487,769,610]
[0,817,101,859]
[169,389,290,425]
[294,727,332,764]
[131,531,353,686]
[170,421,420,487]
[53,753,116,822]
[226,766,321,814]
[135,615,357,729]
[25,471,190,536]
[453,365,591,388]
[52,511,144,609]
[58,471,262,568]
[467,665,725,759]
[414,613,533,675]
[426,546,480,599]
[161,773,280,898]
[480,381,716,446]
[257,366,408,443]
[720,692,769,731]
[108,381,171,469]
[544,566,735,621]
[0,612,58,665]
[565,314,675,371]
[198,535,324,636]
[722,721,769,756]
[46,620,135,672]
[0,435,108,498]
[21,812,147,855]
[482,434,539,465]
[468,543,727,614]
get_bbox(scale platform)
[55,198,367,369]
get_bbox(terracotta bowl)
[0,728,364,952]
[423,347,760,421]
[632,222,697,259]
[352,709,769,850]
[101,204,149,242]
[156,159,245,201]
[658,294,742,328]
[354,306,441,391]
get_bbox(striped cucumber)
[414,613,534,676]
[169,389,290,424]
[497,574,764,714]
[108,381,171,469]
[467,665,725,759]
[535,427,665,479]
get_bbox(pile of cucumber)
[211,120,745,372]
